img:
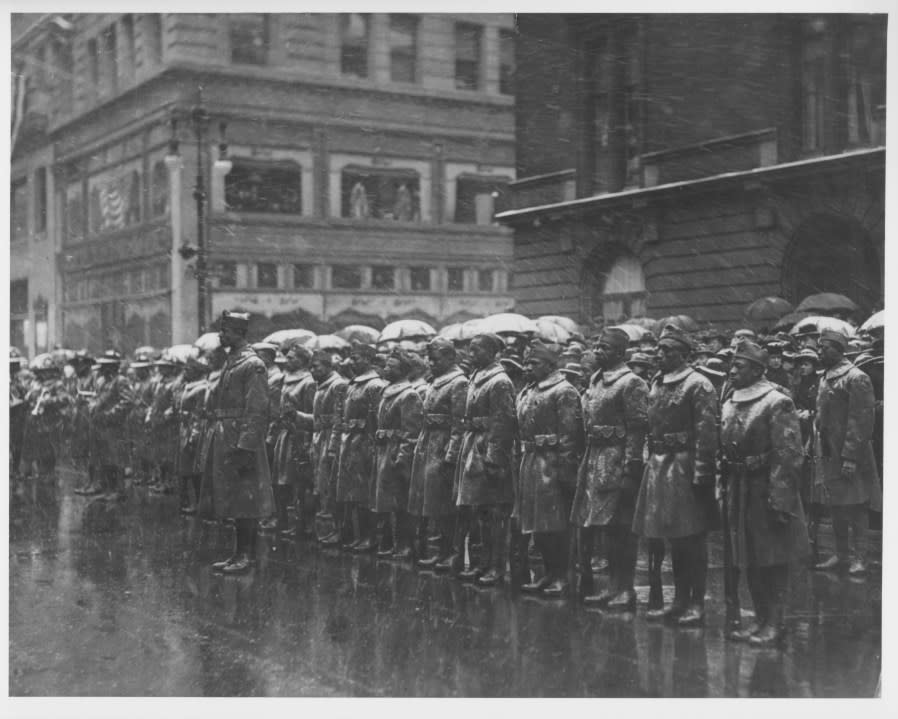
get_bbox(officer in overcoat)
[335,342,387,551]
[454,333,517,586]
[572,327,648,609]
[89,350,133,500]
[309,350,348,543]
[410,337,469,569]
[210,311,275,574]
[720,340,809,646]
[176,355,209,514]
[516,340,583,597]
[271,341,316,538]
[632,324,718,626]
[813,329,881,576]
[372,350,424,559]
[254,341,283,533]
[793,348,822,562]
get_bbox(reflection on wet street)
[10,468,881,697]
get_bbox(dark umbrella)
[795,293,859,314]
[744,297,793,325]
[772,310,814,332]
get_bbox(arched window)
[601,254,646,324]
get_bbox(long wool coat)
[147,374,181,465]
[196,370,221,517]
[176,378,207,477]
[68,373,95,461]
[210,343,274,519]
[272,369,316,489]
[455,363,517,508]
[813,359,881,510]
[515,371,583,534]
[372,380,423,513]
[572,365,648,528]
[129,375,156,464]
[311,372,348,511]
[720,379,809,568]
[632,366,718,539]
[89,373,132,467]
[408,367,468,518]
[264,365,284,449]
[336,370,387,504]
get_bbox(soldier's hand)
[841,459,857,480]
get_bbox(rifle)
[718,442,742,633]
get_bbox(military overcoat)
[572,365,648,528]
[176,378,207,476]
[129,374,156,464]
[408,367,468,518]
[455,363,517,507]
[69,373,95,461]
[336,370,387,503]
[311,372,348,511]
[271,369,317,489]
[89,373,133,467]
[210,343,274,519]
[372,380,424,513]
[264,365,284,449]
[196,369,221,517]
[632,366,718,539]
[720,379,809,568]
[515,371,584,534]
[813,359,881,510]
[147,374,181,464]
[22,378,71,462]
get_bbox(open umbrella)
[658,315,699,333]
[379,319,437,343]
[789,315,856,337]
[263,328,315,347]
[479,313,537,335]
[537,315,581,336]
[51,348,76,365]
[744,297,793,325]
[534,319,572,344]
[335,325,381,344]
[796,293,859,314]
[623,317,661,335]
[166,344,200,364]
[134,345,158,359]
[772,311,813,332]
[306,334,350,351]
[609,324,651,343]
[859,310,884,333]
[193,333,221,353]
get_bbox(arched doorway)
[782,214,882,314]
[582,251,647,327]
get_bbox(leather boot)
[392,512,415,560]
[646,539,665,618]
[663,544,689,621]
[522,576,552,593]
[221,554,253,575]
[848,505,868,576]
[606,589,637,611]
[478,512,508,587]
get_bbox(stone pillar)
[210,158,232,213]
[165,154,188,343]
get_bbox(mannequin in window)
[393,182,413,222]
[350,181,369,218]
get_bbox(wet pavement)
[10,467,881,697]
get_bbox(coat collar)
[283,369,311,385]
[472,362,505,387]
[824,359,854,382]
[318,371,341,389]
[729,379,777,404]
[227,343,257,368]
[382,380,412,399]
[602,364,631,386]
[432,367,464,388]
[536,370,566,390]
[660,366,693,385]
[351,369,380,385]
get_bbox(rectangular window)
[455,175,511,224]
[410,267,430,291]
[454,23,481,90]
[293,263,314,289]
[51,36,74,109]
[371,266,395,290]
[257,262,278,288]
[34,168,47,233]
[341,166,420,221]
[11,178,28,241]
[390,15,418,83]
[217,261,237,288]
[87,37,99,85]
[225,158,303,214]
[102,24,118,93]
[332,265,363,290]
[230,14,269,66]
[11,279,29,315]
[499,29,515,95]
[478,269,494,292]
[340,13,369,78]
[121,15,136,78]
[447,267,465,292]
[144,14,163,65]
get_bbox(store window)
[293,263,314,289]
[332,265,363,290]
[11,178,28,241]
[478,269,495,292]
[499,29,516,95]
[454,23,481,90]
[371,266,395,290]
[447,267,465,292]
[340,13,369,78]
[151,160,169,217]
[455,175,510,224]
[65,182,85,243]
[257,262,278,288]
[225,159,303,214]
[230,14,269,65]
[390,15,418,83]
[410,267,430,291]
[341,166,420,221]
[217,261,238,288]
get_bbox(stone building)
[498,14,885,330]
[13,13,516,354]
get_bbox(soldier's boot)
[749,565,787,647]
[440,510,469,575]
[646,538,666,618]
[848,504,869,576]
[352,510,377,553]
[222,519,255,575]
[511,521,532,587]
[459,512,488,582]
[478,512,509,587]
[523,533,553,593]
[321,502,347,546]
[178,476,191,513]
[587,529,620,605]
[678,536,707,627]
[375,514,395,558]
[391,511,415,560]
[607,530,639,611]
[664,541,689,622]
[816,507,850,572]
[731,566,766,641]
[542,533,570,597]
[418,516,448,568]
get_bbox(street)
[10,466,881,697]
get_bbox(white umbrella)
[194,332,221,353]
[609,324,650,343]
[263,329,315,347]
[479,313,537,335]
[537,315,581,335]
[534,319,572,344]
[166,344,200,364]
[789,316,856,337]
[860,310,884,333]
[306,334,350,351]
[379,320,437,343]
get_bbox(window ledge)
[209,211,512,234]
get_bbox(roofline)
[496,146,885,225]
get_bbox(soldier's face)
[310,359,330,383]
[428,349,452,377]
[729,357,762,389]
[349,352,370,376]
[657,344,684,374]
[818,340,843,368]
[285,349,305,373]
[469,339,494,369]
[383,358,404,383]
[219,325,242,349]
[524,355,553,383]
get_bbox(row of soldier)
[9,311,882,649]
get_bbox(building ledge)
[496,146,886,225]
[209,212,513,235]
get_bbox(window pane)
[390,15,417,83]
[455,24,481,90]
[231,14,269,65]
[340,167,420,221]
[65,182,84,243]
[341,14,369,78]
[478,269,494,292]
[332,265,362,289]
[87,38,99,84]
[410,267,430,291]
[294,264,314,289]
[455,176,510,224]
[447,268,465,292]
[257,262,278,288]
[102,25,117,92]
[151,160,169,217]
[225,159,303,214]
[499,29,515,95]
[218,261,237,288]
[11,179,28,240]
[371,266,395,290]
[11,279,29,315]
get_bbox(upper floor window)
[846,20,887,146]
[11,279,29,316]
[499,29,515,95]
[87,38,99,86]
[121,14,136,79]
[293,263,314,289]
[332,265,363,290]
[151,160,169,217]
[216,261,238,288]
[601,254,646,324]
[410,267,430,291]
[455,175,511,224]
[230,14,269,66]
[801,21,827,153]
[390,15,418,83]
[257,262,278,288]
[225,159,303,214]
[478,269,495,293]
[341,166,420,221]
[11,178,28,241]
[371,266,395,290]
[340,13,369,78]
[34,168,47,233]
[447,267,465,292]
[101,24,118,93]
[454,23,481,91]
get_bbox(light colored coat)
[271,369,316,488]
[311,371,348,511]
[336,370,386,503]
[372,380,423,512]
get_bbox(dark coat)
[632,366,718,539]
[272,369,316,489]
[572,365,649,528]
[147,374,181,465]
[372,380,423,513]
[264,365,284,448]
[813,359,881,510]
[408,367,468,518]
[176,378,207,476]
[89,373,132,467]
[515,371,583,534]
[129,375,156,463]
[720,379,809,568]
[68,373,95,460]
[455,363,517,507]
[196,370,221,517]
[311,372,348,511]
[336,370,387,503]
[210,342,274,519]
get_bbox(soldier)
[271,340,317,538]
[410,337,469,568]
[21,354,71,481]
[146,354,182,495]
[454,333,517,586]
[632,324,718,626]
[516,340,583,597]
[572,328,648,609]
[253,341,283,534]
[335,342,387,551]
[209,311,275,575]
[372,350,424,559]
[88,351,133,500]
[196,345,227,520]
[813,329,881,576]
[309,350,348,543]
[9,350,28,479]
[128,350,156,486]
[176,355,209,514]
[793,348,822,563]
[720,340,809,646]
[67,351,96,490]
[407,350,431,401]
[626,352,656,382]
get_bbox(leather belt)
[462,416,489,431]
[588,424,626,445]
[343,417,367,433]
[647,431,692,454]
[725,452,770,471]
[375,428,403,443]
[520,434,560,453]
[425,413,451,428]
